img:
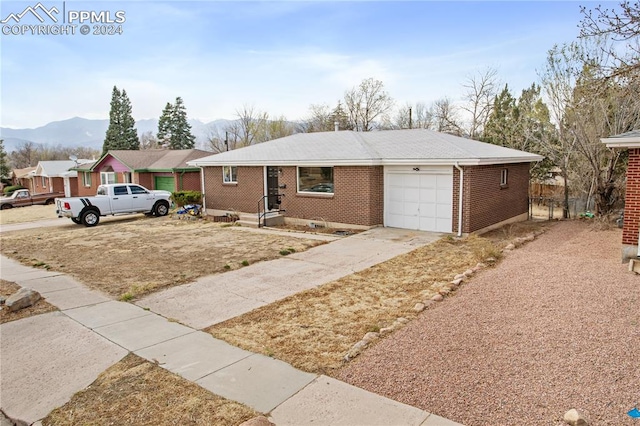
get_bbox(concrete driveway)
[137,227,441,329]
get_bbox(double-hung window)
[223,166,238,183]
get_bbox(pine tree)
[0,139,10,180]
[157,97,196,149]
[157,102,173,147]
[103,86,139,154]
[171,97,196,149]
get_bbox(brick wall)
[453,163,531,233]
[202,165,384,226]
[623,149,640,246]
[51,177,64,193]
[76,172,100,196]
[137,172,153,189]
[203,166,265,213]
[278,166,383,226]
[177,171,202,191]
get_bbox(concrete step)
[238,213,284,227]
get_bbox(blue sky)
[1,1,603,129]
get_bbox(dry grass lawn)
[207,221,551,375]
[0,204,57,224]
[0,218,324,299]
[42,353,258,426]
[0,279,57,324]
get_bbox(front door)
[266,166,280,210]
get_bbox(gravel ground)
[337,221,640,426]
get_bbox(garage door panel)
[385,169,452,233]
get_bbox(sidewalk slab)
[64,300,152,329]
[196,353,316,413]
[135,331,253,381]
[93,313,195,351]
[270,375,430,425]
[0,312,127,424]
[11,274,81,294]
[37,285,110,310]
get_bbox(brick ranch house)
[32,160,96,197]
[189,129,543,235]
[72,149,211,196]
[602,130,640,261]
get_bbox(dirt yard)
[0,204,57,224]
[0,218,324,299]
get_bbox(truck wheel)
[71,217,82,224]
[153,201,169,217]
[45,199,55,205]
[81,209,100,227]
[0,204,12,210]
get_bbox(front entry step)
[237,212,284,228]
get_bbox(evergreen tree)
[330,101,351,131]
[103,86,139,154]
[481,84,518,148]
[157,97,196,149]
[0,139,10,180]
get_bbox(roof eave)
[602,137,640,148]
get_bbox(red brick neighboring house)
[602,130,640,260]
[9,167,36,191]
[189,129,543,234]
[72,149,212,197]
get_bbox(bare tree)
[139,131,163,150]
[344,78,394,131]
[579,1,640,77]
[461,67,499,139]
[429,98,463,135]
[299,103,333,133]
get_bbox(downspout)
[199,166,206,215]
[454,162,464,237]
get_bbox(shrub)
[171,190,202,207]
[3,185,25,195]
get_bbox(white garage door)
[385,167,453,233]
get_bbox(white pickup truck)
[56,184,172,227]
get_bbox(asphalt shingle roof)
[93,149,212,171]
[189,129,543,167]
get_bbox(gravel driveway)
[338,221,640,425]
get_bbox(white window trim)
[296,166,335,194]
[223,166,238,183]
[500,168,508,186]
[41,176,47,188]
[82,172,92,187]
[101,172,116,185]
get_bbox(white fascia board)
[188,159,380,167]
[602,137,640,148]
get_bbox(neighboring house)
[9,167,36,191]
[189,129,543,235]
[31,160,94,197]
[530,166,566,200]
[72,149,212,197]
[602,130,640,261]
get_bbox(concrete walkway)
[1,229,462,426]
[138,227,442,329]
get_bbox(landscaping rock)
[504,243,516,251]
[463,269,474,277]
[345,340,369,360]
[0,296,5,305]
[474,262,487,271]
[5,288,41,312]
[486,257,497,264]
[413,303,425,312]
[454,274,465,280]
[563,408,588,426]
[379,327,394,336]
[239,416,275,426]
[396,317,409,324]
[524,233,536,241]
[431,294,443,302]
[363,332,379,342]
[450,278,463,287]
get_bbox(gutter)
[454,162,464,237]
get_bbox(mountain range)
[0,117,233,152]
